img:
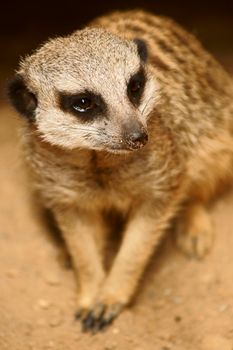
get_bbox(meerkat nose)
[126,129,148,149]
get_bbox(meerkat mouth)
[104,144,146,154]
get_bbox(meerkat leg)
[53,208,106,315]
[81,201,178,331]
[175,202,214,259]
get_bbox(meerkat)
[8,10,233,331]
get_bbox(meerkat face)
[8,28,159,153]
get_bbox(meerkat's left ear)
[133,38,148,62]
[7,75,37,121]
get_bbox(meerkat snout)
[123,121,148,150]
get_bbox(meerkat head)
[8,28,159,153]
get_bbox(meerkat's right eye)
[59,91,107,121]
[72,97,96,113]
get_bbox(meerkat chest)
[67,151,153,210]
[77,159,146,202]
[45,165,134,214]
[34,158,139,211]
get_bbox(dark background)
[1,0,233,95]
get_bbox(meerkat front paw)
[81,300,124,332]
[76,290,127,332]
[175,203,214,259]
[75,284,104,321]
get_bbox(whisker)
[141,96,155,115]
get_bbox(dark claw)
[82,312,96,331]
[80,303,106,332]
[96,315,114,331]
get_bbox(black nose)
[126,129,148,149]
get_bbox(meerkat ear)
[7,75,37,120]
[134,38,148,62]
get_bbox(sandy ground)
[1,57,233,350]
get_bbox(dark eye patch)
[134,38,148,62]
[58,90,107,122]
[127,67,146,106]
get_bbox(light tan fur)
[9,10,233,329]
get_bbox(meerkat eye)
[72,97,95,113]
[127,67,146,106]
[129,80,142,94]
[59,91,107,122]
